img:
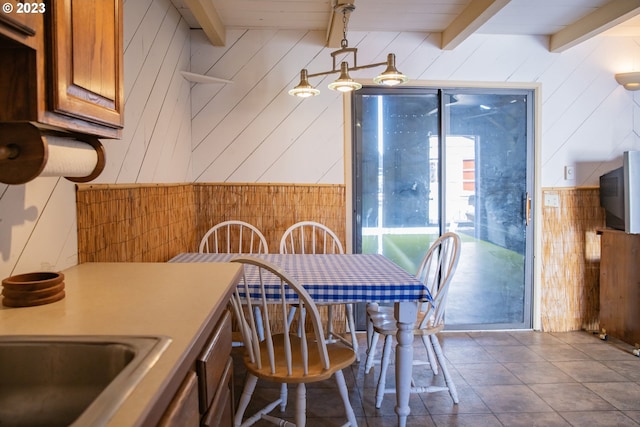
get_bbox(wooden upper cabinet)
[48,0,124,134]
[0,0,123,138]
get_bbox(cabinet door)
[159,371,200,427]
[599,231,640,346]
[197,309,232,412]
[49,0,123,129]
[201,357,234,427]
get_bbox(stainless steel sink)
[0,335,171,427]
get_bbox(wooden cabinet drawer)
[197,308,232,413]
[201,357,234,427]
[158,370,200,427]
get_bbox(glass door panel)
[352,88,533,330]
[442,92,532,328]
[355,90,440,275]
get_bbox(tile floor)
[232,330,640,426]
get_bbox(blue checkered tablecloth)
[169,253,431,303]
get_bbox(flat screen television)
[599,151,640,234]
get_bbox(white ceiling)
[171,0,640,52]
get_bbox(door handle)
[525,192,531,226]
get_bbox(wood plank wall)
[77,183,603,332]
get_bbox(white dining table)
[169,252,429,427]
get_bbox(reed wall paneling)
[76,184,196,263]
[540,187,604,332]
[77,183,603,332]
[77,183,346,262]
[194,183,346,253]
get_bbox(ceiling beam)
[326,1,356,48]
[441,0,511,50]
[550,0,640,52]
[182,0,226,46]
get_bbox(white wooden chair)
[364,232,461,408]
[199,220,269,255]
[200,220,269,342]
[279,221,360,362]
[229,256,358,427]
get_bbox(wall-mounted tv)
[599,151,640,234]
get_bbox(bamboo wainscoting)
[76,184,196,263]
[77,183,346,262]
[77,183,603,332]
[194,183,346,253]
[540,187,604,332]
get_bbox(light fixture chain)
[341,6,348,48]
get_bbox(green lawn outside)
[362,233,440,275]
[363,232,526,325]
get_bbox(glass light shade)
[328,62,362,92]
[288,69,320,97]
[373,54,408,86]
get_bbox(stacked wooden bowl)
[1,272,65,307]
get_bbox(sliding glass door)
[351,87,534,329]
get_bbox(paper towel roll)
[0,123,106,184]
[41,136,99,178]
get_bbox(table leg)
[394,301,418,427]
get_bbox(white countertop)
[0,262,242,426]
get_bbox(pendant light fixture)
[290,70,321,97]
[327,62,362,92]
[288,3,408,98]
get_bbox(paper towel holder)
[0,122,105,185]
